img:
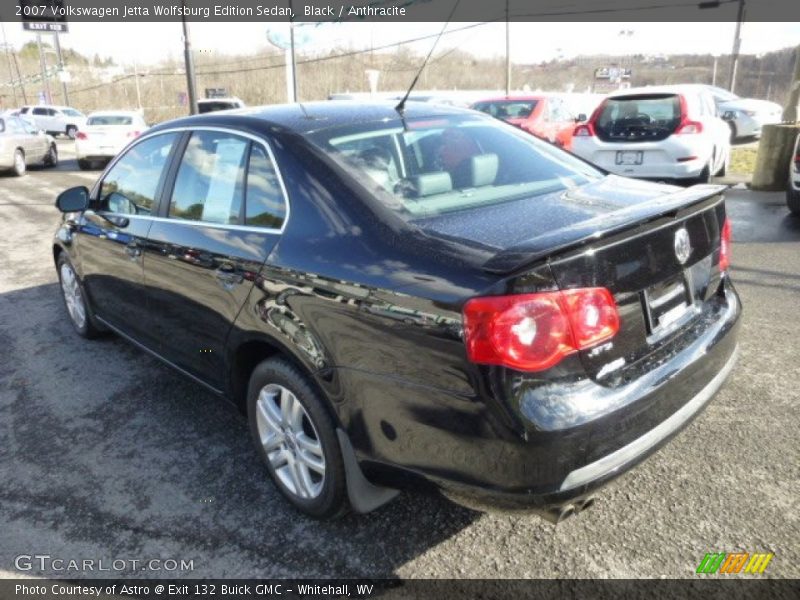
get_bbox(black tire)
[66,125,78,139]
[247,358,348,519]
[716,151,729,177]
[56,253,103,339]
[787,175,800,217]
[44,144,58,167]
[11,148,25,176]
[696,163,712,184]
[77,159,91,170]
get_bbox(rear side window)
[245,144,286,229]
[32,107,48,116]
[99,133,178,215]
[473,100,538,120]
[168,131,248,224]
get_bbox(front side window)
[168,131,248,224]
[99,133,178,215]
[308,114,601,219]
[32,107,48,116]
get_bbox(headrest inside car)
[412,172,453,197]
[470,154,499,187]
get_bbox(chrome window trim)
[92,125,291,235]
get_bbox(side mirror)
[575,113,588,123]
[56,186,89,213]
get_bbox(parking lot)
[0,138,798,579]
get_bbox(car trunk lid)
[414,175,727,380]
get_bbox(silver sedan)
[0,115,58,176]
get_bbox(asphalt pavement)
[0,139,797,579]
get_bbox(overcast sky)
[1,21,798,66]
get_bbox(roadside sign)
[22,22,68,33]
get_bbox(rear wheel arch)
[229,336,340,426]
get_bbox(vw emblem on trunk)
[674,228,692,265]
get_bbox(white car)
[787,132,800,216]
[707,85,783,140]
[75,110,148,169]
[571,85,731,184]
[197,97,246,113]
[18,104,87,139]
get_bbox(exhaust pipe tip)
[556,504,575,523]
[576,496,596,513]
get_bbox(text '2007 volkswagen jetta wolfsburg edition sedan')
[53,102,740,521]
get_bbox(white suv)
[787,132,800,216]
[571,85,731,184]
[19,105,87,139]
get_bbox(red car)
[471,95,578,150]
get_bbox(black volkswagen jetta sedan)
[53,102,740,521]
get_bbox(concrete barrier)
[751,122,800,191]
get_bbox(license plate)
[642,275,693,338]
[616,151,643,166]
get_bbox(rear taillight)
[462,288,620,372]
[573,100,606,138]
[674,95,703,135]
[719,218,732,272]
[76,132,87,140]
[793,154,800,171]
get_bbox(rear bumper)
[572,138,713,180]
[420,279,741,509]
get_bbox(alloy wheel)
[60,263,86,330]
[255,383,326,499]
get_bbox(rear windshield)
[198,101,238,113]
[472,100,538,120]
[62,108,83,117]
[88,115,134,126]
[595,94,680,141]
[306,114,602,219]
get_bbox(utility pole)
[287,0,297,102]
[36,34,51,103]
[1,22,18,106]
[52,31,69,105]
[133,59,142,111]
[783,44,800,122]
[505,0,511,96]
[181,0,198,115]
[11,49,27,104]
[727,0,745,93]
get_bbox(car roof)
[608,85,711,98]
[472,96,547,103]
[198,97,243,103]
[87,110,143,117]
[150,100,478,136]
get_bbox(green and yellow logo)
[696,552,774,575]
